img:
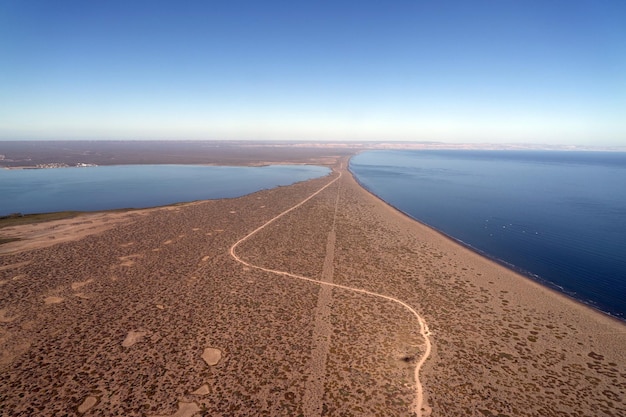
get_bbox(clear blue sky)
[1,0,625,145]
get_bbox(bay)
[350,150,626,320]
[0,164,330,216]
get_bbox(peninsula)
[0,145,624,416]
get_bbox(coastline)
[0,163,333,218]
[339,164,626,414]
[1,157,624,415]
[348,161,626,324]
[347,161,626,325]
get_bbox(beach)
[1,156,624,416]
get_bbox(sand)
[0,156,624,416]
[122,331,149,348]
[201,348,222,366]
[78,396,98,413]
[0,212,140,255]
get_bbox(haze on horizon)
[1,1,625,147]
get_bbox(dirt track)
[230,166,432,416]
[1,156,625,416]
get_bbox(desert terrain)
[1,153,625,416]
[0,141,357,168]
[2,140,620,170]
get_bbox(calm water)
[0,164,330,216]
[350,150,626,320]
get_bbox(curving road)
[229,167,432,417]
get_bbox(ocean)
[350,150,626,320]
[0,164,330,216]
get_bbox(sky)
[1,1,625,145]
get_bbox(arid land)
[1,145,625,416]
[1,140,623,170]
[0,141,357,168]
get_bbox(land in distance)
[0,145,624,416]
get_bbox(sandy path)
[302,181,340,416]
[229,167,433,417]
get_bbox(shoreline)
[4,157,623,323]
[1,161,329,170]
[1,157,625,415]
[344,163,626,329]
[0,161,332,218]
[0,168,336,255]
[4,157,624,323]
[347,159,626,324]
[339,163,626,414]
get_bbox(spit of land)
[0,147,624,416]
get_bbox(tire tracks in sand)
[229,168,432,417]
[301,176,340,417]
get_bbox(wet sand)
[1,156,624,416]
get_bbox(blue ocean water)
[350,150,626,320]
[0,164,330,216]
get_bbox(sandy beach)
[1,156,624,416]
